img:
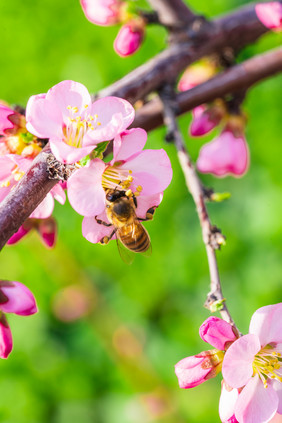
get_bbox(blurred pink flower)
[80,0,122,26]
[26,80,135,164]
[222,303,282,423]
[190,105,224,137]
[114,22,144,57]
[178,59,217,92]
[196,128,249,177]
[7,216,57,249]
[0,280,37,358]
[255,2,282,31]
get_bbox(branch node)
[209,226,226,250]
[46,155,76,181]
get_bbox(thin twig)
[159,86,238,330]
[146,0,195,29]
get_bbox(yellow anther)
[136,185,143,192]
[67,105,71,110]
[127,175,133,182]
[97,122,101,126]
[1,180,10,188]
[89,115,94,121]
[88,124,94,130]
[125,189,133,197]
[84,104,88,108]
[75,116,81,122]
[94,114,98,118]
[128,170,132,174]
[134,192,140,197]
[14,171,25,182]
[73,107,78,113]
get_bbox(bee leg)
[95,216,112,227]
[99,228,117,245]
[138,207,157,221]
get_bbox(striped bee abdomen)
[119,223,150,252]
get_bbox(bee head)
[106,189,126,203]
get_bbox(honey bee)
[96,189,156,261]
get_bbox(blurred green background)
[0,0,281,422]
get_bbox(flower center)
[253,344,282,388]
[63,105,101,148]
[0,165,25,188]
[101,164,143,197]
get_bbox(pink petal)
[26,93,63,139]
[82,211,116,244]
[197,130,249,177]
[135,193,163,219]
[249,303,282,346]
[219,381,239,422]
[67,159,106,217]
[85,97,135,144]
[270,414,282,423]
[7,224,30,245]
[199,316,237,350]
[113,128,147,162]
[38,217,57,248]
[30,193,54,219]
[175,353,216,389]
[26,81,92,139]
[272,380,282,415]
[50,138,95,164]
[255,2,282,31]
[222,334,261,388]
[80,0,120,26]
[118,149,173,196]
[50,183,66,205]
[0,316,13,359]
[0,105,15,135]
[235,375,278,423]
[190,105,220,137]
[114,24,144,57]
[0,281,37,316]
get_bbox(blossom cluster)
[80,0,146,57]
[178,59,249,178]
[175,304,282,423]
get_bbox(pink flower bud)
[0,280,37,316]
[178,59,217,92]
[190,105,221,137]
[7,224,30,245]
[80,0,121,26]
[38,217,57,248]
[114,22,144,57]
[199,317,238,351]
[196,128,249,178]
[255,2,282,32]
[0,314,13,359]
[175,349,224,389]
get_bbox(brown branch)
[133,47,282,131]
[0,3,279,250]
[146,0,196,28]
[97,3,269,103]
[159,86,237,329]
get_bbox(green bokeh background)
[0,0,281,422]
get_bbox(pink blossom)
[175,349,224,389]
[0,280,37,358]
[26,80,135,164]
[7,217,57,248]
[0,154,65,219]
[196,129,249,177]
[190,105,222,137]
[80,0,122,26]
[222,303,282,423]
[255,2,282,32]
[178,59,217,92]
[200,316,238,351]
[114,22,144,57]
[68,128,172,215]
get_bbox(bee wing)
[116,238,135,265]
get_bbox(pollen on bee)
[125,189,133,197]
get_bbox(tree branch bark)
[146,0,195,28]
[133,47,282,131]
